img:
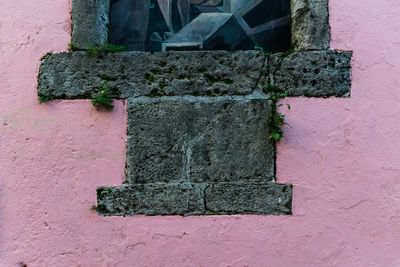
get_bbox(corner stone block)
[71,0,111,48]
[291,0,330,50]
[270,50,352,97]
[126,96,275,184]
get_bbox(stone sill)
[97,182,292,216]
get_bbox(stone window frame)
[71,0,331,52]
[37,0,352,216]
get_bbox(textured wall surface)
[1,0,399,266]
[37,50,351,99]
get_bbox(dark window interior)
[243,0,289,28]
[109,0,291,52]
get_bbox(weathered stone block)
[126,96,275,184]
[96,182,292,216]
[71,0,111,48]
[291,0,330,50]
[96,183,205,216]
[37,51,264,99]
[204,182,292,215]
[269,50,352,97]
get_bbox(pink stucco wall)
[0,0,399,265]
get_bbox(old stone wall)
[37,48,351,215]
[34,0,351,216]
[6,0,400,265]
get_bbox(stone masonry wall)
[37,49,351,215]
[35,0,352,216]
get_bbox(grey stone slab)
[37,51,265,99]
[269,50,352,97]
[291,0,330,50]
[95,182,293,216]
[71,0,111,48]
[204,182,292,215]
[126,96,275,184]
[96,183,205,216]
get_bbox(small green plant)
[150,69,162,75]
[90,204,107,212]
[223,78,234,84]
[254,45,272,56]
[98,73,117,81]
[198,68,208,73]
[253,45,294,142]
[86,44,126,56]
[68,42,79,51]
[159,81,168,90]
[41,52,53,60]
[91,83,114,110]
[148,88,160,97]
[145,73,155,82]
[282,49,296,58]
[268,92,291,143]
[263,83,279,94]
[38,95,55,104]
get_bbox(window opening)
[109,0,291,52]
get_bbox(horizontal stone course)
[97,182,292,216]
[38,51,264,99]
[38,50,352,99]
[126,96,275,184]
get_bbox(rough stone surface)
[269,50,352,97]
[291,0,330,50]
[36,0,347,217]
[71,0,111,48]
[204,182,292,215]
[126,96,275,184]
[96,183,205,216]
[37,51,264,99]
[38,50,352,100]
[96,182,292,215]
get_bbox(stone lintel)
[37,50,352,99]
[38,51,264,99]
[96,182,292,216]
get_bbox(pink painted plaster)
[1,0,399,265]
